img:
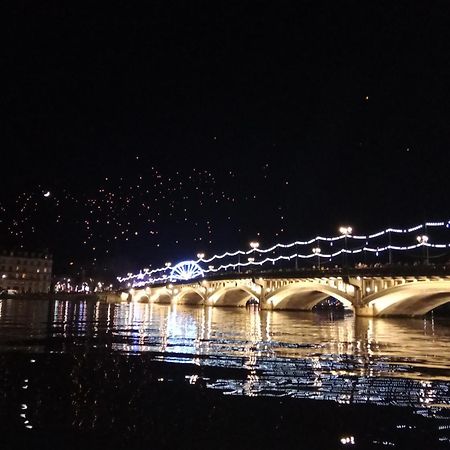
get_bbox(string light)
[118,219,450,285]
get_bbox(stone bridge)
[118,270,450,317]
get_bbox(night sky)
[2,2,450,278]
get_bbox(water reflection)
[0,299,449,410]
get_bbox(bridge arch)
[267,282,354,311]
[137,294,150,303]
[363,280,450,316]
[152,287,173,304]
[209,286,259,307]
[129,288,151,303]
[173,287,205,305]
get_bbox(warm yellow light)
[339,226,352,235]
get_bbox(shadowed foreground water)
[0,298,449,449]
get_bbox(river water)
[1,298,450,448]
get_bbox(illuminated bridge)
[116,221,450,317]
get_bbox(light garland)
[117,220,450,285]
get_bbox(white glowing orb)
[43,191,51,197]
[170,261,204,281]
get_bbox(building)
[0,250,53,293]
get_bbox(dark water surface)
[1,299,449,449]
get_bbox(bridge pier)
[354,305,376,317]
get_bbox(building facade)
[0,250,53,293]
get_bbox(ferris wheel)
[170,261,204,281]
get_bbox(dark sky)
[1,2,450,277]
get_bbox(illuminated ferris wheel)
[170,261,204,281]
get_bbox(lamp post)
[312,246,321,269]
[249,241,259,273]
[388,229,392,265]
[416,235,429,265]
[250,241,260,255]
[196,252,205,260]
[164,262,171,280]
[339,226,352,269]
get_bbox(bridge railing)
[135,263,450,289]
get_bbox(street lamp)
[416,235,429,265]
[339,226,352,268]
[196,252,205,260]
[249,241,259,272]
[312,246,321,269]
[388,229,392,265]
[339,226,353,235]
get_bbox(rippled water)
[1,298,450,448]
